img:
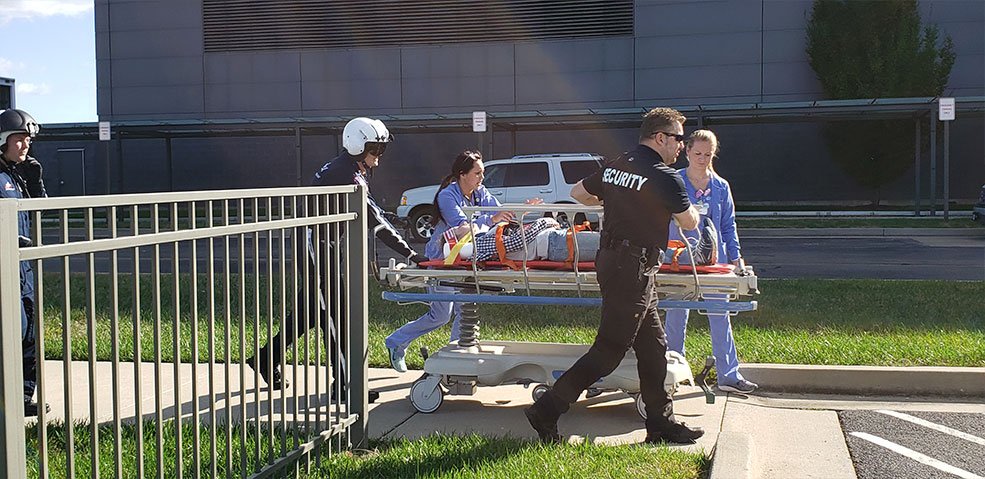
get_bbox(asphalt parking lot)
[840,410,985,479]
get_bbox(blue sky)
[0,1,95,124]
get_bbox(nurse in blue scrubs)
[384,150,513,372]
[664,129,757,394]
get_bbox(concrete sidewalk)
[367,368,723,453]
[32,360,342,426]
[367,365,985,479]
[31,361,985,479]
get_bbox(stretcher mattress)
[417,259,735,274]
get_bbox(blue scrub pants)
[385,284,462,351]
[664,293,745,386]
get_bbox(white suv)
[396,153,604,241]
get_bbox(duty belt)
[599,232,664,278]
[599,232,660,255]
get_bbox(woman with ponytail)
[384,150,513,372]
[664,129,756,394]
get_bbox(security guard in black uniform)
[249,117,425,389]
[0,108,48,416]
[524,107,705,444]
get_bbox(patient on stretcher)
[442,216,720,266]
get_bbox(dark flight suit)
[257,152,420,385]
[0,153,46,404]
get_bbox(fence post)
[0,199,27,478]
[346,186,369,449]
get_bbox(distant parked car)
[973,184,985,225]
[396,153,604,241]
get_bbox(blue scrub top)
[425,182,502,259]
[667,169,742,263]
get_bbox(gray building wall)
[96,0,985,119]
[80,0,985,207]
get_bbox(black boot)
[246,355,288,390]
[524,396,563,444]
[24,400,50,417]
[644,419,705,445]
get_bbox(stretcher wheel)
[635,393,647,420]
[531,384,550,402]
[410,376,444,413]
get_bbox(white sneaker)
[718,379,757,394]
[388,346,407,373]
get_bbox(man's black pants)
[537,244,675,432]
[257,228,347,385]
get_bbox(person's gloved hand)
[14,158,46,198]
[15,158,42,182]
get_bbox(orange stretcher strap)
[666,240,687,272]
[494,223,521,270]
[564,221,593,267]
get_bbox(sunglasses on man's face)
[656,131,686,142]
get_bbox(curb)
[709,431,753,479]
[740,364,985,397]
[742,227,985,237]
[708,365,984,479]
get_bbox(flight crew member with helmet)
[524,107,706,444]
[249,117,425,390]
[0,108,47,416]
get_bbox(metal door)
[54,148,85,196]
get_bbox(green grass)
[369,279,985,374]
[315,434,706,479]
[26,275,981,477]
[38,275,985,374]
[27,420,288,479]
[736,217,983,228]
[26,422,707,479]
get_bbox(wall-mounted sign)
[472,111,487,132]
[98,121,111,141]
[938,97,955,121]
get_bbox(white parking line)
[876,409,985,447]
[850,432,985,479]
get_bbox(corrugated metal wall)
[203,0,633,52]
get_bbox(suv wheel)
[409,207,436,242]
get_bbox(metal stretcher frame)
[380,204,760,312]
[377,204,759,415]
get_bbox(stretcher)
[379,205,759,416]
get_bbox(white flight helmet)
[342,117,392,156]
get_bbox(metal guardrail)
[0,185,369,478]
